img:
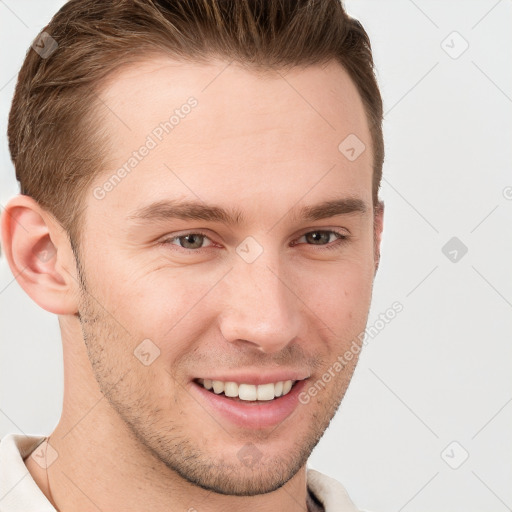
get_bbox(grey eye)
[304,231,333,245]
[170,233,213,249]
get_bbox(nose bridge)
[218,248,301,352]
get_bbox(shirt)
[0,433,365,511]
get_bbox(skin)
[1,57,384,511]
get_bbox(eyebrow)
[127,197,369,225]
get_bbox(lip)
[195,371,310,386]
[190,377,309,430]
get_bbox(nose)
[218,253,302,353]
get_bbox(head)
[2,0,384,497]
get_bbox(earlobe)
[0,195,80,315]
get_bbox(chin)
[164,454,303,496]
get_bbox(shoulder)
[0,433,55,511]
[306,467,373,512]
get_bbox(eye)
[162,231,214,250]
[159,229,349,253]
[294,230,348,249]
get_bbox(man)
[0,0,384,510]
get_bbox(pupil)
[307,231,329,244]
[183,234,203,248]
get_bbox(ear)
[1,194,80,315]
[373,200,384,274]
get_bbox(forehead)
[89,56,373,220]
[98,56,369,140]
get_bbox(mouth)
[194,378,298,402]
[190,376,309,429]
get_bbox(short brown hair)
[8,0,384,249]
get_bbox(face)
[75,57,381,496]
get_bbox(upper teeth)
[198,379,296,401]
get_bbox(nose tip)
[218,263,301,354]
[223,334,297,354]
[219,301,300,354]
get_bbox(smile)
[191,376,309,429]
[196,378,297,401]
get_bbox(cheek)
[90,264,224,362]
[293,254,375,329]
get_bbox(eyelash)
[159,229,349,253]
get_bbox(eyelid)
[159,227,350,253]
[294,226,350,239]
[292,229,349,249]
[160,230,215,249]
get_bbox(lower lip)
[190,379,309,430]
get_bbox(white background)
[1,1,511,511]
